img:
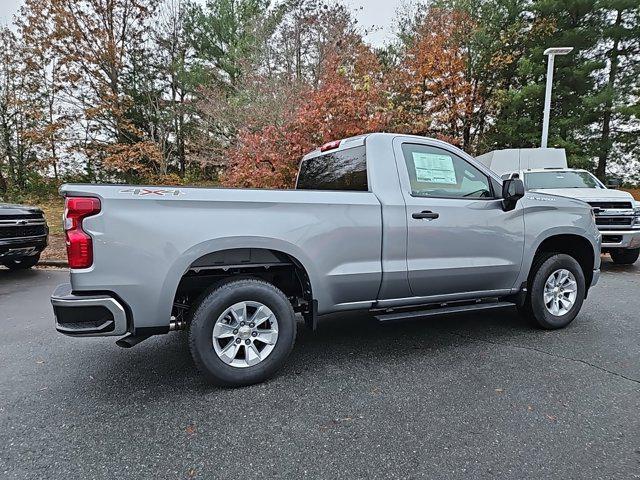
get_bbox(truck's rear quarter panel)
[61,185,382,330]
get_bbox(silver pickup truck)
[51,133,601,386]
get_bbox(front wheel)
[188,278,297,386]
[518,253,586,329]
[2,254,40,270]
[610,248,639,265]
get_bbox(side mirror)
[501,172,519,181]
[502,178,525,211]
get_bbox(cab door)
[393,139,525,298]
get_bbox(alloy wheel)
[212,301,279,368]
[543,269,578,316]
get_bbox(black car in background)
[0,203,48,270]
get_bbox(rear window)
[296,146,368,191]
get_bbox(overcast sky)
[0,0,21,26]
[0,0,402,46]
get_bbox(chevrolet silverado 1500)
[51,133,601,386]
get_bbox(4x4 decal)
[119,188,184,197]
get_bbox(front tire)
[610,248,639,265]
[2,254,40,270]
[518,253,586,330]
[188,278,297,387]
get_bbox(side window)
[401,143,493,199]
[296,146,368,191]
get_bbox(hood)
[0,203,43,216]
[529,187,634,203]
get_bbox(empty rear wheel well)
[532,235,594,287]
[171,248,313,323]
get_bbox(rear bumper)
[51,283,128,337]
[600,230,640,249]
[0,235,48,258]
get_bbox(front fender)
[515,195,601,289]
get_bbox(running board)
[373,301,515,322]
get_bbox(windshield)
[525,171,603,190]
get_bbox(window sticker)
[412,152,457,184]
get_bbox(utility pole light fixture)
[541,47,573,148]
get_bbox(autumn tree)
[3,0,639,199]
[222,23,388,188]
[0,28,41,193]
[189,0,375,175]
[15,0,70,180]
[428,0,532,153]
[386,8,477,148]
[180,0,279,173]
[47,0,161,181]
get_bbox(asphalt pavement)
[1,260,639,479]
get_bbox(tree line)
[0,0,638,198]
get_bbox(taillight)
[64,197,101,269]
[320,140,341,152]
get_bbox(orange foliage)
[623,189,640,201]
[104,141,163,175]
[388,8,475,145]
[223,8,482,188]
[222,42,388,189]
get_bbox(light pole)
[541,47,573,148]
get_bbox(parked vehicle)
[476,148,639,265]
[51,133,601,386]
[522,170,638,264]
[0,203,48,270]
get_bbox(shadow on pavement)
[61,305,534,398]
[599,255,639,273]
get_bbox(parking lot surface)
[1,260,639,479]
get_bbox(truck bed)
[61,184,383,329]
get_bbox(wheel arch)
[530,233,596,289]
[160,238,318,328]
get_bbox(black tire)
[188,278,296,387]
[2,254,40,270]
[610,248,639,265]
[518,253,586,330]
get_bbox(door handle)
[412,210,439,220]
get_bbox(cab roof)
[301,132,455,162]
[301,134,370,161]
